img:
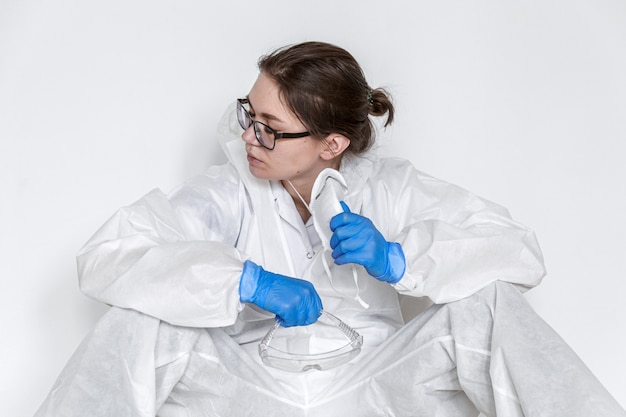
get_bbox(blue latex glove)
[239,260,322,327]
[330,201,406,284]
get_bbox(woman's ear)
[320,134,351,161]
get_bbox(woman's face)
[242,72,335,187]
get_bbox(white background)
[1,0,625,415]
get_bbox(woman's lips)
[247,153,262,165]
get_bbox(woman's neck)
[281,158,342,223]
[282,179,313,223]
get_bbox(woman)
[35,42,625,416]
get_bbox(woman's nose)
[241,125,258,145]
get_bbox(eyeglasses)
[258,310,363,372]
[237,98,310,150]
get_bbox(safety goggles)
[258,310,363,372]
[236,98,311,150]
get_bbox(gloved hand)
[330,201,406,284]
[239,260,322,327]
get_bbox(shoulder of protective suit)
[374,156,416,172]
[367,156,439,186]
[165,162,246,243]
[166,162,243,209]
[365,156,494,207]
[173,162,240,192]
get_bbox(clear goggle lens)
[258,310,363,373]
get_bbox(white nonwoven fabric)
[34,104,624,415]
[35,282,626,417]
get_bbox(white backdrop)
[1,0,625,415]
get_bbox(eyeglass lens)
[237,100,275,149]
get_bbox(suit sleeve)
[370,159,546,303]
[77,164,249,327]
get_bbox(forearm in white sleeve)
[77,188,247,328]
[375,161,546,303]
[392,216,545,303]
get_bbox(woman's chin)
[248,165,274,180]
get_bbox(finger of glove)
[296,288,323,326]
[329,211,365,232]
[329,217,371,250]
[278,298,322,327]
[271,298,302,327]
[303,300,323,325]
[331,232,375,261]
[272,281,322,327]
[332,241,378,266]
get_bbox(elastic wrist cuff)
[239,260,260,303]
[384,242,406,284]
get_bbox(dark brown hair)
[258,41,394,156]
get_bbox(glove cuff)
[239,260,261,303]
[379,242,406,284]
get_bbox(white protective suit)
[35,104,626,417]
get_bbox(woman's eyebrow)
[246,96,286,124]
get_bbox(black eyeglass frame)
[237,98,311,150]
